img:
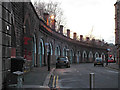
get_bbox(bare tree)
[85,26,95,40]
[33,0,66,31]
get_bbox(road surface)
[53,63,119,89]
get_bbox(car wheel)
[66,65,69,68]
[67,65,70,68]
[102,64,104,67]
[94,64,96,66]
[66,65,70,68]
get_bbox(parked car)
[94,58,104,67]
[56,57,70,68]
[108,58,116,63]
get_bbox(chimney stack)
[98,40,102,45]
[92,39,95,42]
[80,35,83,41]
[51,19,56,30]
[43,13,49,25]
[67,29,70,38]
[59,25,63,34]
[86,37,90,41]
[73,32,77,40]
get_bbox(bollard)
[13,71,24,88]
[89,73,95,90]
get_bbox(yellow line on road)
[52,75,55,88]
[56,75,59,87]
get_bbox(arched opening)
[63,47,67,57]
[49,43,53,56]
[55,45,60,59]
[95,52,99,58]
[89,51,93,62]
[77,51,80,64]
[32,35,37,67]
[39,39,44,67]
[83,51,87,62]
[101,53,105,61]
[70,50,74,64]
[47,43,53,64]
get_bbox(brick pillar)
[92,39,95,44]
[73,32,77,40]
[59,25,63,34]
[43,13,49,25]
[98,40,102,45]
[67,29,70,38]
[86,37,90,41]
[51,19,56,30]
[86,37,90,43]
[80,35,83,41]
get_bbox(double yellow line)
[52,75,59,88]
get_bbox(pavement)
[22,65,55,89]
[106,63,119,71]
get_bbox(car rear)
[94,58,104,67]
[108,58,116,63]
[56,57,70,68]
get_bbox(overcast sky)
[32,0,116,44]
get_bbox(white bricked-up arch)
[101,53,105,61]
[55,45,60,59]
[82,51,87,62]
[70,49,74,64]
[46,42,53,64]
[76,51,81,64]
[89,51,93,62]
[49,43,53,55]
[39,38,44,67]
[63,47,67,57]
[95,52,99,58]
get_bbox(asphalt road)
[53,63,119,89]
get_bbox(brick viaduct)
[0,2,108,89]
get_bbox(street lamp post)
[48,52,50,71]
[106,49,110,66]
[46,43,51,71]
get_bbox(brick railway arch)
[24,12,36,67]
[70,49,74,64]
[82,50,87,62]
[32,34,37,67]
[76,51,81,64]
[49,43,53,56]
[89,51,93,62]
[39,38,44,67]
[63,46,67,57]
[15,2,108,67]
[47,42,53,64]
[95,52,99,58]
[1,3,109,89]
[55,45,61,59]
[26,2,107,65]
[101,53,105,61]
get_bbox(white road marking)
[107,70,119,73]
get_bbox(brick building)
[0,2,2,89]
[0,2,25,89]
[0,1,108,89]
[114,0,120,67]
